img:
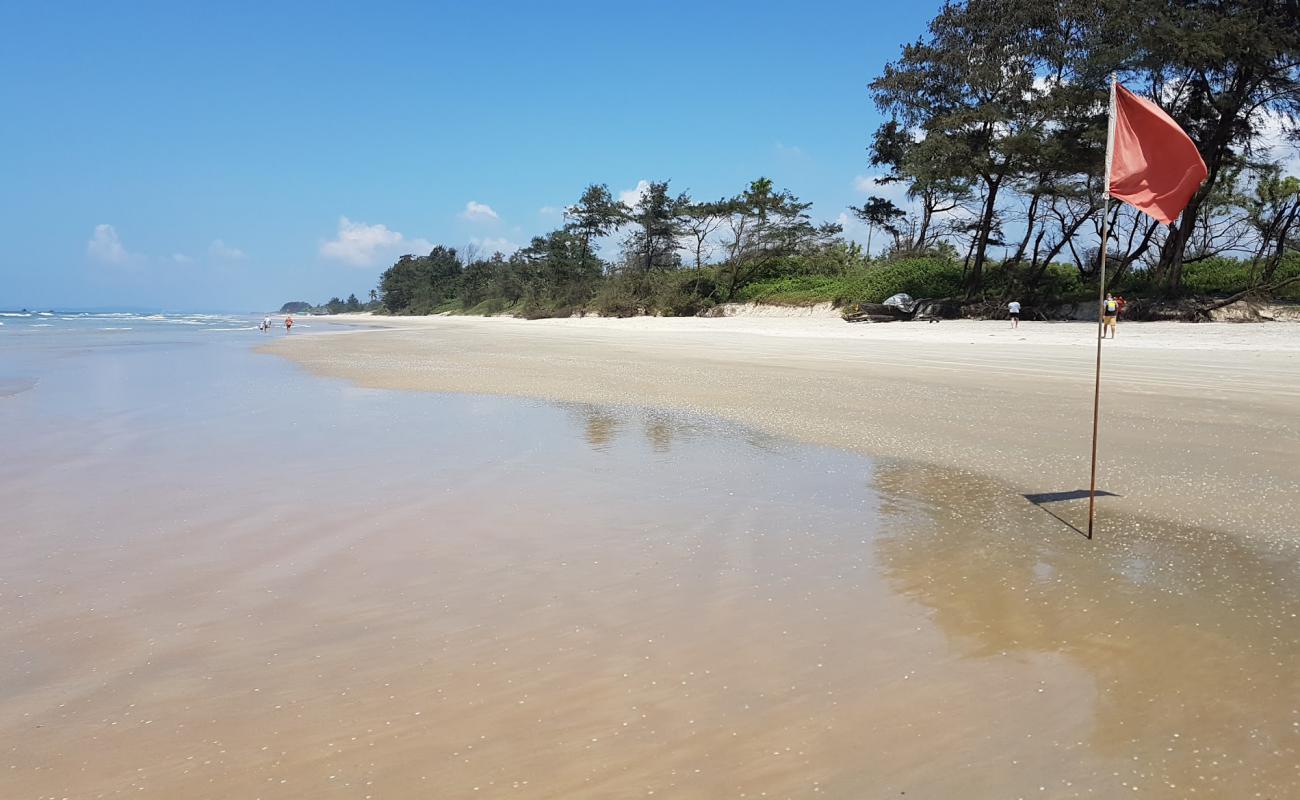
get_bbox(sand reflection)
[3,359,1297,799]
[566,403,778,458]
[571,405,622,450]
[873,461,1300,795]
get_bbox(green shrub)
[670,270,719,304]
[518,299,575,319]
[466,298,509,316]
[1030,263,1089,300]
[591,281,643,317]
[367,247,1299,320]
[654,291,712,316]
[836,257,965,304]
[1111,256,1300,299]
[1172,256,1299,297]
[734,275,844,305]
[1277,254,1300,300]
[1115,267,1155,295]
[588,270,720,316]
[1181,258,1253,295]
[735,257,971,305]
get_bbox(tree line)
[319,0,1298,318]
[376,177,846,317]
[858,0,1300,295]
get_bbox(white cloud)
[836,212,867,244]
[619,180,651,208]
[852,174,913,205]
[1256,112,1300,175]
[851,175,921,229]
[775,141,806,158]
[836,210,896,257]
[319,216,432,267]
[208,239,246,260]
[538,205,562,217]
[86,224,129,263]
[459,200,499,222]
[171,253,193,264]
[470,236,520,256]
[852,175,878,193]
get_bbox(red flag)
[1108,84,1208,224]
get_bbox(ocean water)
[1,313,1297,798]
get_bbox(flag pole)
[1087,73,1118,540]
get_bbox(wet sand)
[3,317,1298,799]
[264,314,1300,542]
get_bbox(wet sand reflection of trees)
[565,404,758,455]
[643,411,675,453]
[871,461,1300,794]
[578,407,621,450]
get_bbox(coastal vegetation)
[281,293,381,315]
[311,0,1299,319]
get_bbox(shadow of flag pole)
[1087,75,1209,539]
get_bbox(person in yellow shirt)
[1102,294,1119,339]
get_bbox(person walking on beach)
[1103,294,1119,339]
[262,315,271,332]
[1008,300,1021,328]
[284,315,293,333]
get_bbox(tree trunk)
[965,178,1001,295]
[1154,82,1245,292]
[1006,192,1040,271]
[914,198,932,251]
[1028,208,1093,288]
[1184,274,1300,320]
[1156,214,1191,293]
[1261,199,1300,284]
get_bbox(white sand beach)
[266,313,1300,541]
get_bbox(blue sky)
[0,1,939,311]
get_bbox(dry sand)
[265,313,1300,541]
